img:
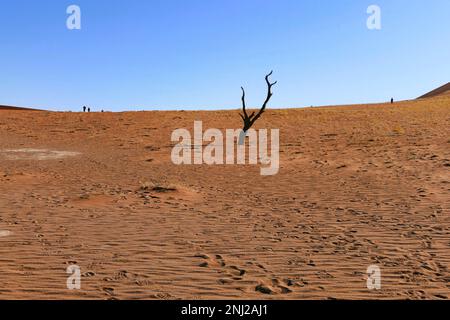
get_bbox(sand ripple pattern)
[0,98,449,299]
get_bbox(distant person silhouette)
[83,106,86,112]
[88,107,91,113]
[391,98,394,104]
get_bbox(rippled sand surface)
[0,96,449,299]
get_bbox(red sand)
[0,95,449,299]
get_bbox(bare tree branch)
[241,87,249,119]
[240,71,277,133]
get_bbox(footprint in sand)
[82,271,96,278]
[196,254,244,277]
[195,253,292,295]
[102,287,115,296]
[254,279,293,295]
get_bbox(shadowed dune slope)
[418,82,450,99]
[0,105,43,111]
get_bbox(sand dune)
[0,96,449,300]
[0,105,42,111]
[418,83,450,99]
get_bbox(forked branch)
[240,71,277,132]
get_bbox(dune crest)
[418,82,450,99]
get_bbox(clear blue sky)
[1,0,449,111]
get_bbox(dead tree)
[240,71,277,133]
